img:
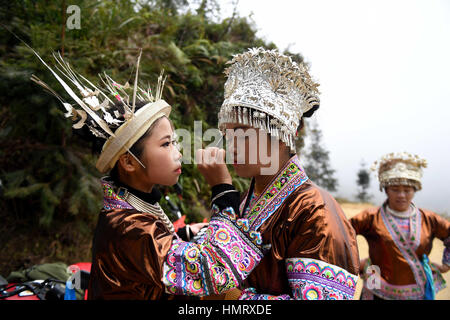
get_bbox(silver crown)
[218,47,320,152]
[371,152,427,191]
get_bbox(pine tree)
[356,160,371,202]
[301,121,338,192]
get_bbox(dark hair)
[128,115,168,159]
[303,105,319,118]
[296,98,319,133]
[109,115,169,179]
[73,100,172,172]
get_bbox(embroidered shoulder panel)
[241,156,308,231]
[102,180,134,210]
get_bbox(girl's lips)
[175,168,182,174]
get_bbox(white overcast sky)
[220,0,450,214]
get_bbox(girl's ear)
[118,153,138,173]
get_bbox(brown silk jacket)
[88,209,176,300]
[241,180,360,297]
[226,155,361,300]
[351,206,450,285]
[88,179,263,300]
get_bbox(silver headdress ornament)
[218,47,320,152]
[28,46,171,173]
[371,152,427,191]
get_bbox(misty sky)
[221,0,450,214]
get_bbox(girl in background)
[351,152,449,300]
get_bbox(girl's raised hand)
[195,147,232,187]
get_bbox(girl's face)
[385,185,415,211]
[224,123,283,178]
[137,117,182,187]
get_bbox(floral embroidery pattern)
[362,206,448,300]
[285,257,358,300]
[102,180,133,210]
[163,205,264,296]
[362,263,447,300]
[380,205,426,293]
[238,287,291,300]
[102,180,266,297]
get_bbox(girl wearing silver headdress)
[29,46,268,300]
[201,47,360,300]
[351,152,450,300]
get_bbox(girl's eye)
[162,140,178,147]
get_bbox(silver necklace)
[121,188,175,233]
[386,203,415,219]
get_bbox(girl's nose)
[175,147,182,161]
[397,192,407,198]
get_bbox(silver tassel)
[238,107,242,124]
[243,108,248,125]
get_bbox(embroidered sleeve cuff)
[285,257,358,300]
[238,288,292,300]
[162,205,266,297]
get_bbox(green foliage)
[0,0,337,235]
[0,0,284,230]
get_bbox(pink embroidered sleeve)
[162,205,266,296]
[285,257,358,300]
[239,257,359,300]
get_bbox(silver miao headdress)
[218,47,320,152]
[28,47,170,173]
[371,152,427,191]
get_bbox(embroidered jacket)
[227,155,360,300]
[350,205,449,300]
[88,179,265,299]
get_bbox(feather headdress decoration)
[26,44,170,173]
